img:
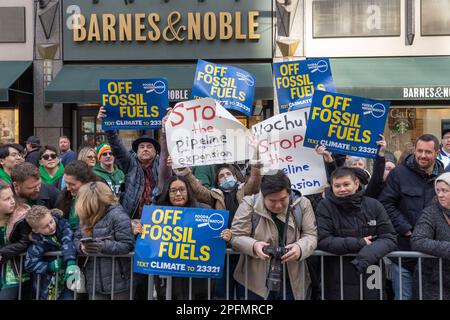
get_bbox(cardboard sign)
[273,58,336,113]
[134,206,229,278]
[252,108,327,195]
[166,98,255,168]
[100,78,169,130]
[192,59,256,117]
[304,91,390,159]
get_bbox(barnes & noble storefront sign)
[63,0,272,61]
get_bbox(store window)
[384,107,450,161]
[422,0,450,36]
[0,109,19,143]
[312,0,400,38]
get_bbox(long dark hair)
[156,175,198,208]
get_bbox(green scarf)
[0,168,11,185]
[39,163,64,185]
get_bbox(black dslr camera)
[263,245,289,292]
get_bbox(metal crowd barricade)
[0,250,446,300]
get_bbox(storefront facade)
[0,0,34,144]
[44,0,275,150]
[299,0,450,159]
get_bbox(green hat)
[96,143,111,160]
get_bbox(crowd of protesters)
[0,110,450,301]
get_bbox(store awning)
[331,56,450,100]
[0,61,32,101]
[45,63,273,103]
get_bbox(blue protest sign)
[273,58,336,113]
[303,91,390,159]
[100,78,169,130]
[192,59,256,117]
[134,206,229,278]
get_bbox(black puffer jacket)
[317,188,397,300]
[378,154,444,271]
[74,204,134,295]
[411,202,450,299]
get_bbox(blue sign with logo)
[273,58,336,113]
[100,78,169,130]
[303,90,390,159]
[192,59,256,117]
[134,206,229,278]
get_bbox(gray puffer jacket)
[74,204,134,295]
[411,201,450,299]
[107,130,170,219]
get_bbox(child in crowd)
[24,205,77,300]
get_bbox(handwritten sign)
[166,98,255,169]
[252,109,327,195]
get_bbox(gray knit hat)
[435,172,450,192]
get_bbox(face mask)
[219,176,237,190]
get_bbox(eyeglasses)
[101,151,113,157]
[86,155,96,160]
[41,153,58,161]
[169,187,187,195]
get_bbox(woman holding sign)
[316,167,397,300]
[155,175,210,300]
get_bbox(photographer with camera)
[316,167,397,300]
[230,170,317,300]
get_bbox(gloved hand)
[82,240,105,255]
[64,260,78,281]
[49,258,63,272]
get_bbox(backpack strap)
[250,194,261,236]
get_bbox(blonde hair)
[26,205,51,229]
[77,147,97,167]
[75,182,118,236]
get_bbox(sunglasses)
[101,151,113,157]
[86,155,96,160]
[42,153,58,161]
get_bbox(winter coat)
[93,163,125,197]
[324,156,386,199]
[182,164,261,213]
[230,191,317,300]
[106,131,170,218]
[25,148,40,167]
[22,183,61,209]
[73,204,134,295]
[24,211,76,299]
[0,204,31,278]
[411,202,450,299]
[378,154,444,271]
[59,150,77,167]
[316,189,397,300]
